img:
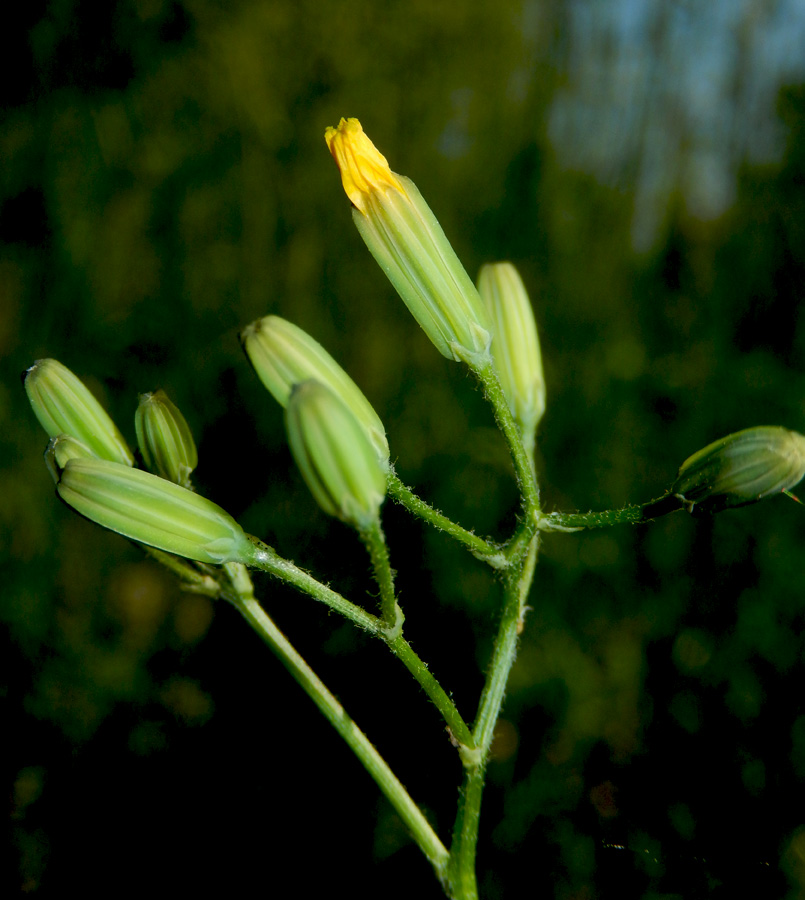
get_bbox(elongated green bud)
[57,457,254,564]
[24,359,134,465]
[325,118,491,367]
[241,315,389,467]
[672,426,805,513]
[478,262,546,452]
[135,390,198,488]
[285,380,387,529]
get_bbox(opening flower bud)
[325,118,491,367]
[241,315,389,467]
[478,262,546,453]
[24,359,134,466]
[285,380,387,530]
[57,457,254,565]
[135,390,198,488]
[672,426,805,514]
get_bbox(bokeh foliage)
[4,1,805,896]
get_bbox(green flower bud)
[45,434,95,484]
[241,315,389,466]
[135,390,198,488]
[325,118,491,367]
[24,359,134,466]
[285,380,387,529]
[57,457,254,565]
[672,426,805,514]
[478,262,546,452]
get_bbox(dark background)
[4,1,805,897]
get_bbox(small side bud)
[57,457,254,565]
[241,315,389,466]
[24,359,134,466]
[285,380,387,530]
[325,118,491,367]
[672,426,805,514]
[45,434,95,484]
[478,262,546,453]
[135,390,198,488]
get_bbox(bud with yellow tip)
[325,118,491,366]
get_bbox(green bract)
[285,380,387,530]
[25,358,134,466]
[326,118,491,367]
[135,390,198,488]
[241,315,389,467]
[478,262,546,454]
[57,457,254,565]
[672,426,805,513]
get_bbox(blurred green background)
[4,1,805,896]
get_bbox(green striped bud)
[478,262,546,453]
[57,457,254,564]
[135,390,198,488]
[45,434,95,484]
[285,380,387,530]
[241,315,389,467]
[672,426,805,514]
[325,118,491,367]
[24,359,134,465]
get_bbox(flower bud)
[24,359,134,465]
[285,380,387,530]
[325,118,491,366]
[45,434,95,484]
[672,426,805,513]
[241,315,389,466]
[478,262,546,452]
[57,457,254,564]
[135,390,198,488]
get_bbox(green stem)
[470,356,540,519]
[386,634,475,750]
[540,495,681,531]
[387,469,505,565]
[446,766,485,899]
[471,545,534,753]
[359,516,401,629]
[221,563,450,883]
[244,537,382,635]
[447,532,538,894]
[244,536,472,748]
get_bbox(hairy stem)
[360,516,401,629]
[387,469,504,564]
[221,563,450,882]
[242,536,472,748]
[245,537,382,634]
[386,633,475,750]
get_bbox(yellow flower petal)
[325,118,406,213]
